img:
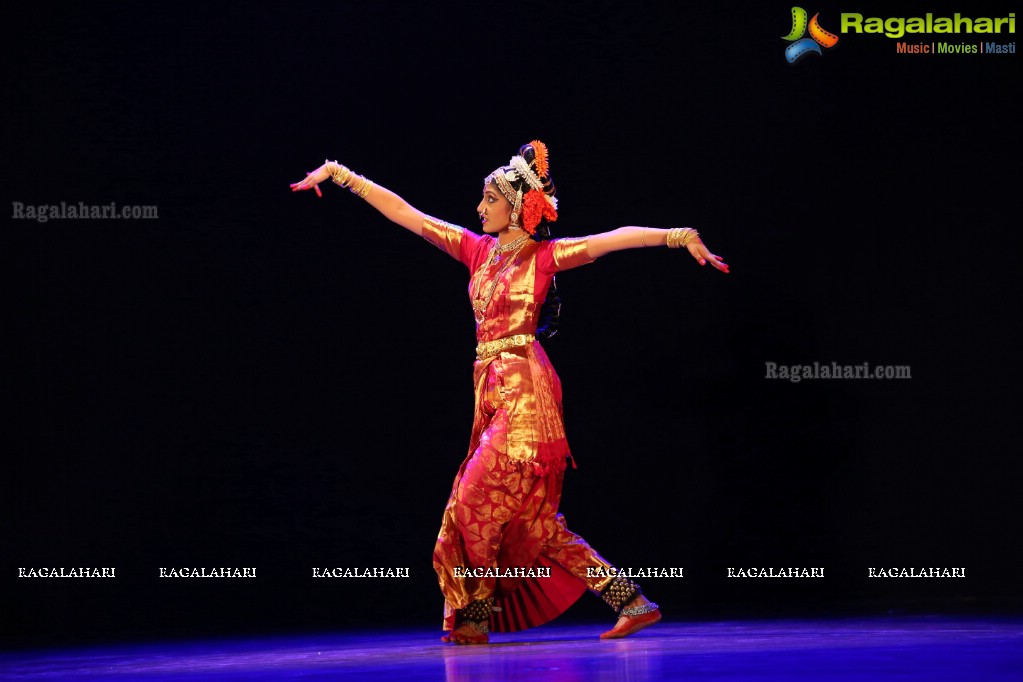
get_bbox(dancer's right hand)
[289,164,331,198]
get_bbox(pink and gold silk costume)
[421,216,622,632]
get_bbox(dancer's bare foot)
[600,595,661,639]
[441,623,489,645]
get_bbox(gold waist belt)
[476,334,535,360]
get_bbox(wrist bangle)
[666,227,699,248]
[326,159,353,187]
[349,175,374,199]
[325,159,373,199]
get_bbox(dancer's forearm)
[299,161,427,235]
[586,227,668,259]
[355,177,426,236]
[585,225,726,272]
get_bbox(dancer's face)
[477,182,512,234]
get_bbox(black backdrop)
[6,1,1021,647]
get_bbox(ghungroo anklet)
[600,575,641,614]
[458,597,494,633]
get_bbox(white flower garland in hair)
[510,156,543,192]
[509,155,559,212]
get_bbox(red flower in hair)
[529,139,550,178]
[521,189,558,235]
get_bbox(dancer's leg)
[541,512,661,638]
[442,423,530,644]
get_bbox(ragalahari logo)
[782,7,839,63]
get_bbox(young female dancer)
[291,141,728,644]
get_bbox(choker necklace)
[491,233,530,264]
[494,233,530,252]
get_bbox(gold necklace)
[471,235,531,324]
[491,233,530,261]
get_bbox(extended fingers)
[689,243,729,273]
[290,171,323,197]
[706,252,729,273]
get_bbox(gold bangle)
[325,160,373,199]
[351,175,373,198]
[666,227,699,248]
[327,160,352,187]
[666,227,680,248]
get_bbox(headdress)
[483,140,558,236]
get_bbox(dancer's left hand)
[688,239,729,273]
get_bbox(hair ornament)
[528,140,550,178]
[483,140,559,229]
[510,155,544,193]
[522,189,558,234]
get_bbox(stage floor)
[3,616,1022,681]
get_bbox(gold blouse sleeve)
[551,237,595,271]
[421,216,465,261]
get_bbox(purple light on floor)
[2,617,1022,681]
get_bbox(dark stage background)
[5,1,1021,647]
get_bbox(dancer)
[291,141,728,644]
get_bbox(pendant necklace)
[471,234,531,325]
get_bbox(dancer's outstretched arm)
[586,226,729,273]
[290,161,426,236]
